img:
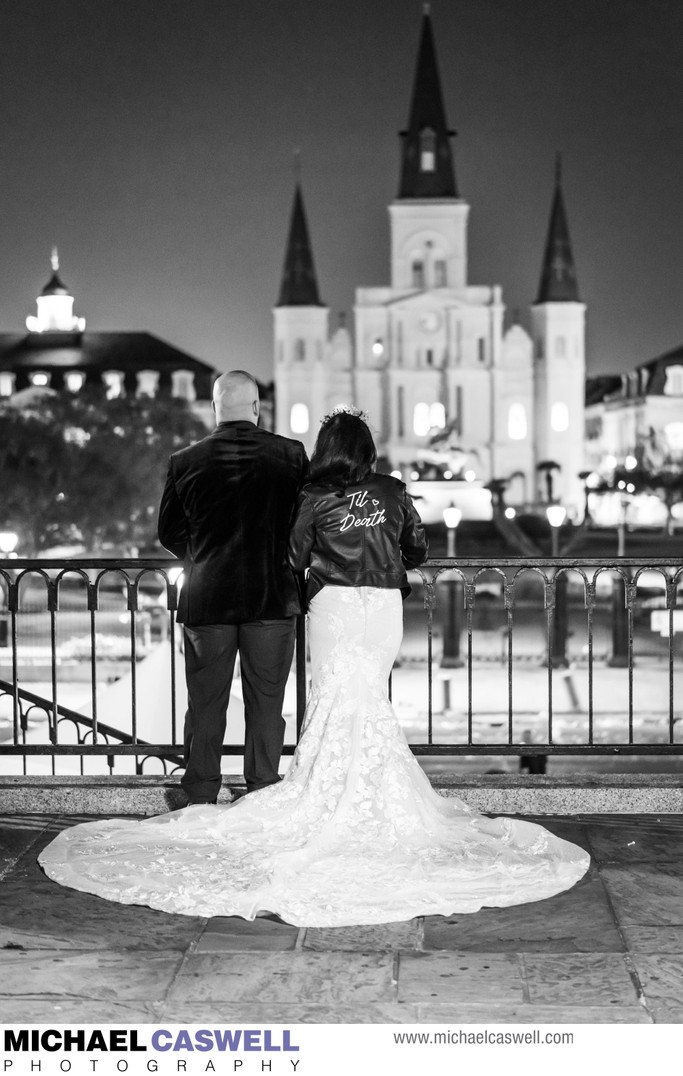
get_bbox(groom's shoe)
[186,797,218,806]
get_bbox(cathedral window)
[290,403,309,435]
[426,349,434,366]
[419,127,436,172]
[429,402,446,429]
[0,372,15,396]
[103,371,125,399]
[551,402,570,432]
[412,261,424,288]
[413,402,431,437]
[477,338,486,363]
[65,371,85,392]
[294,339,306,362]
[508,403,527,441]
[434,260,447,286]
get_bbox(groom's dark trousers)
[158,420,308,802]
[182,619,295,798]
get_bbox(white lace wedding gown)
[39,587,590,926]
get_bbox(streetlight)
[545,507,568,667]
[441,505,463,671]
[545,504,567,558]
[0,532,18,558]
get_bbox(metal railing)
[1,555,682,774]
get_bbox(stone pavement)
[1,812,682,1024]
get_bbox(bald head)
[212,370,260,425]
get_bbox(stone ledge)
[1,773,681,816]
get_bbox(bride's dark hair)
[308,411,377,486]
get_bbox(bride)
[39,406,589,927]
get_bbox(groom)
[158,370,308,803]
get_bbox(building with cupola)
[0,250,217,427]
[274,6,587,517]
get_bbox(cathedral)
[274,7,587,517]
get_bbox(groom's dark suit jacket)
[158,421,308,625]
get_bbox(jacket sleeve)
[400,489,429,568]
[157,461,188,559]
[287,490,316,571]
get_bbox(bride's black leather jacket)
[288,472,429,604]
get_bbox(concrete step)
[1,773,681,816]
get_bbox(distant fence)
[1,555,682,775]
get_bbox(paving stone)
[0,998,160,1022]
[423,875,621,953]
[413,1003,651,1024]
[600,864,683,926]
[303,920,420,952]
[650,1007,683,1023]
[398,950,523,1003]
[166,951,396,1006]
[630,954,683,1010]
[0,816,53,881]
[0,833,204,951]
[621,926,683,952]
[200,916,300,951]
[160,1002,420,1023]
[587,819,683,863]
[0,950,184,1001]
[522,953,637,1006]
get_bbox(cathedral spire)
[535,154,580,303]
[277,183,323,306]
[398,6,457,199]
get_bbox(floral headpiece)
[320,404,370,425]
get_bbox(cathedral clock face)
[419,311,441,333]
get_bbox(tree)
[0,388,208,554]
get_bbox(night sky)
[0,0,682,384]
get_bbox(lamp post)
[545,506,568,667]
[609,489,632,667]
[441,506,463,670]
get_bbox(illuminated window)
[65,371,85,392]
[29,371,50,387]
[508,403,527,440]
[103,370,125,399]
[429,402,446,429]
[413,402,431,437]
[664,366,683,396]
[412,261,424,288]
[665,422,683,452]
[171,370,196,401]
[371,338,384,358]
[419,127,436,172]
[290,403,309,434]
[137,370,159,397]
[551,401,570,432]
[0,373,15,396]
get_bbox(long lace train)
[39,587,590,926]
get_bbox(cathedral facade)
[274,9,587,515]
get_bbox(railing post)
[609,574,629,668]
[441,575,463,669]
[550,571,569,668]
